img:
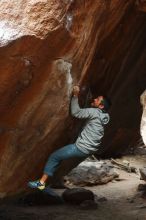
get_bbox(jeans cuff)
[43,170,53,177]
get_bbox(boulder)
[139,168,146,181]
[140,90,146,146]
[138,184,146,191]
[64,160,119,186]
[0,0,146,197]
[62,188,94,204]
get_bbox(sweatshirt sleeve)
[71,96,94,119]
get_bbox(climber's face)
[91,96,104,109]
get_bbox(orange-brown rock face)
[0,0,146,197]
[0,0,105,197]
[136,0,146,12]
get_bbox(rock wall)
[136,0,146,12]
[0,0,146,196]
[140,90,146,145]
[88,3,146,156]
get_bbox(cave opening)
[84,7,146,157]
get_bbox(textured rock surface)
[0,0,146,196]
[139,168,146,181]
[62,188,94,204]
[0,0,103,197]
[137,0,146,12]
[64,160,119,186]
[88,2,146,156]
[140,90,146,145]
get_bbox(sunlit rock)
[140,90,146,145]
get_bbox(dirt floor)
[1,154,146,220]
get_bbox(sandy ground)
[0,154,146,220]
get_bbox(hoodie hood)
[100,111,110,125]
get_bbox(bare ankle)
[39,174,49,185]
[40,180,45,185]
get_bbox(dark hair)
[101,96,112,111]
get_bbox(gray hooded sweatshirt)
[71,96,110,154]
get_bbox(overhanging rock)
[0,0,146,197]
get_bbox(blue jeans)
[43,143,87,176]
